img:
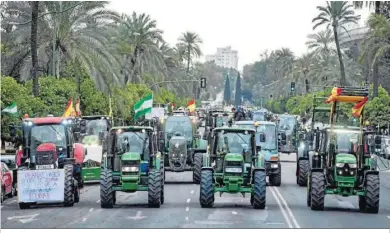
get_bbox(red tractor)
[12,116,85,209]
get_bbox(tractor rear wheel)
[193,153,203,184]
[298,160,309,187]
[148,169,162,208]
[360,174,379,213]
[64,164,75,207]
[306,172,311,207]
[310,172,325,211]
[253,170,266,209]
[160,166,165,205]
[199,169,214,208]
[100,169,114,208]
[269,164,281,186]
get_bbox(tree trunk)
[186,46,191,73]
[333,25,346,86]
[31,1,39,97]
[375,1,380,14]
[372,62,379,97]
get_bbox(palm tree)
[306,29,335,54]
[118,12,165,84]
[177,32,202,72]
[312,1,360,86]
[30,1,39,97]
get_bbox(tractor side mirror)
[80,120,87,134]
[259,133,266,142]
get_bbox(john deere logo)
[175,142,179,148]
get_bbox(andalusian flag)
[133,93,153,121]
[352,96,368,118]
[187,99,195,113]
[75,99,81,116]
[63,97,76,117]
[1,102,17,114]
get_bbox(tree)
[312,1,360,86]
[306,29,335,54]
[235,72,242,107]
[177,32,202,72]
[223,75,231,105]
[30,1,39,96]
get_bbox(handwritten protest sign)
[18,169,65,203]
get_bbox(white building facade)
[205,46,238,70]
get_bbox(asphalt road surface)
[1,154,390,229]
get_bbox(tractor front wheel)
[297,160,309,187]
[360,174,379,213]
[199,170,214,208]
[64,164,75,207]
[100,169,114,208]
[160,166,165,205]
[306,172,311,207]
[193,153,203,184]
[310,172,325,211]
[253,170,266,209]
[148,169,162,208]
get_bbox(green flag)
[133,93,153,121]
[1,102,17,114]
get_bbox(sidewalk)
[279,152,296,163]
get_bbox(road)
[1,154,390,228]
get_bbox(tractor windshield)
[30,124,67,155]
[85,119,108,135]
[165,116,192,140]
[331,130,359,153]
[115,131,149,157]
[279,116,296,131]
[216,131,253,157]
[253,112,265,121]
[256,125,277,150]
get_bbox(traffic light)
[200,77,206,88]
[269,94,273,98]
[291,82,296,92]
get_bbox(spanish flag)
[352,96,368,118]
[63,97,76,117]
[187,99,195,113]
[325,87,342,103]
[75,99,81,116]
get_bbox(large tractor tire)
[148,169,162,208]
[100,169,114,208]
[64,164,75,207]
[269,164,281,186]
[199,170,214,208]
[160,165,165,205]
[193,153,203,184]
[306,172,311,207]
[310,172,325,211]
[359,174,380,213]
[253,170,266,209]
[297,160,309,187]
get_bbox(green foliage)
[365,86,390,127]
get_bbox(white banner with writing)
[18,169,65,203]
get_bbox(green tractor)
[159,115,208,183]
[100,126,164,208]
[307,87,389,213]
[199,127,267,209]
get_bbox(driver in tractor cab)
[171,122,183,135]
[230,135,243,153]
[129,134,142,153]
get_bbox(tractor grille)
[336,164,357,177]
[36,151,56,165]
[122,172,138,176]
[122,161,139,166]
[224,160,243,177]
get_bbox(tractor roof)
[25,117,66,125]
[213,126,256,134]
[111,126,153,131]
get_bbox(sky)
[108,0,371,71]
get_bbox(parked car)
[382,136,390,159]
[1,154,18,195]
[1,162,15,202]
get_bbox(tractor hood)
[169,137,187,151]
[259,149,278,161]
[335,153,356,164]
[36,142,57,152]
[82,135,99,145]
[225,153,244,162]
[121,152,141,161]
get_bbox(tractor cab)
[80,115,111,146]
[203,110,230,142]
[277,114,298,154]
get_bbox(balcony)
[338,27,369,48]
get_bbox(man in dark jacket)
[232,107,244,121]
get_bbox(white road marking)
[7,214,39,224]
[232,211,237,215]
[269,186,293,228]
[272,186,301,228]
[187,198,191,203]
[128,211,146,220]
[190,190,194,194]
[387,216,390,219]
[186,207,189,211]
[96,200,100,203]
[82,218,87,222]
[89,208,94,212]
[7,200,16,204]
[185,217,189,221]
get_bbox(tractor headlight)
[336,163,344,168]
[271,163,278,168]
[122,166,139,172]
[348,163,357,168]
[225,167,242,173]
